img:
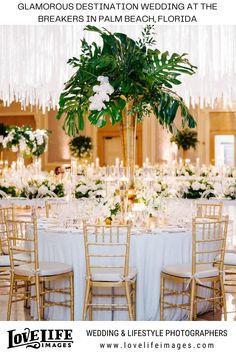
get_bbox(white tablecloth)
[35,226,211,321]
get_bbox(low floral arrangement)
[175,165,195,177]
[180,179,216,199]
[74,179,105,200]
[135,180,169,217]
[1,126,49,157]
[199,166,219,178]
[0,184,18,198]
[224,181,236,200]
[152,180,169,197]
[146,197,164,218]
[20,180,64,199]
[103,195,121,222]
[74,179,121,221]
[69,135,93,159]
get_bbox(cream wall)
[142,102,236,166]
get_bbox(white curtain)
[0,25,235,111]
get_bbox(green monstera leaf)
[57,25,197,136]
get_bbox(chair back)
[195,202,222,220]
[83,223,132,280]
[5,218,39,273]
[0,206,15,255]
[192,217,228,275]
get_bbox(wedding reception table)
[34,223,211,321]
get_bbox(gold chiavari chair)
[214,250,236,291]
[195,202,223,220]
[222,253,236,290]
[83,223,136,321]
[6,218,74,320]
[160,217,229,321]
[0,206,15,294]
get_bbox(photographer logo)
[7,328,73,349]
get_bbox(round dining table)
[33,222,211,321]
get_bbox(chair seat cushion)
[90,267,137,282]
[162,263,219,278]
[224,253,236,266]
[0,255,10,267]
[215,253,236,266]
[226,249,236,254]
[14,262,72,277]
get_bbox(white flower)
[200,183,206,190]
[92,85,101,93]
[7,133,14,142]
[19,138,27,152]
[100,83,114,95]
[12,145,18,152]
[29,132,34,141]
[77,185,89,194]
[191,181,201,191]
[98,92,110,102]
[97,76,109,83]
[184,182,190,189]
[37,185,49,196]
[228,186,235,195]
[89,76,114,111]
[89,101,105,111]
[36,135,44,145]
[50,184,56,191]
[28,186,37,194]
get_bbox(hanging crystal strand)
[1,25,236,111]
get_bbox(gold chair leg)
[213,281,216,314]
[88,288,92,321]
[24,281,30,309]
[40,281,45,320]
[7,273,14,321]
[160,273,164,321]
[132,282,136,321]
[125,282,134,321]
[193,283,198,320]
[220,276,227,321]
[70,273,74,321]
[35,276,41,321]
[189,279,196,321]
[83,281,90,320]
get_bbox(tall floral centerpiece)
[2,126,49,172]
[56,25,197,186]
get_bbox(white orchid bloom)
[97,76,109,83]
